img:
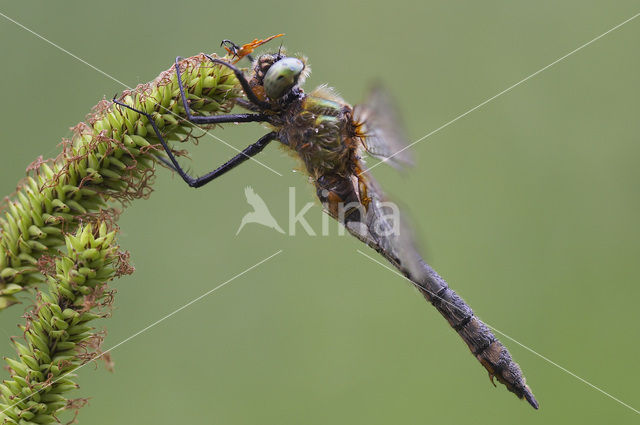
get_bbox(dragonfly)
[113,35,538,409]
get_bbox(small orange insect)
[221,33,284,63]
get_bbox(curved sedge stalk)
[0,52,243,423]
[0,223,131,424]
[0,53,242,309]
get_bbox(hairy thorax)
[276,86,361,180]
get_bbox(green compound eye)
[263,58,305,99]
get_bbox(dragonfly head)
[263,57,305,99]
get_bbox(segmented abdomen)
[316,171,539,409]
[414,260,538,408]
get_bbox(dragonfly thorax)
[278,86,361,179]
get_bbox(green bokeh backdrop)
[1,1,639,424]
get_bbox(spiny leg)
[112,97,276,188]
[112,96,202,185]
[203,55,271,109]
[234,98,262,113]
[159,131,277,187]
[184,131,277,188]
[174,56,269,124]
[156,155,179,172]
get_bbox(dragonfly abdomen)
[414,261,539,408]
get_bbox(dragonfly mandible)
[113,35,538,409]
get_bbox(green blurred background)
[1,1,639,423]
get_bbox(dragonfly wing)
[340,173,424,278]
[354,85,414,169]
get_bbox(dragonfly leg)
[204,55,271,110]
[234,98,262,113]
[112,97,277,188]
[174,56,269,125]
[155,155,178,172]
[180,131,278,187]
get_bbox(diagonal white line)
[0,11,283,177]
[483,327,640,415]
[95,249,282,355]
[0,12,129,87]
[356,249,640,415]
[0,249,283,415]
[361,11,640,175]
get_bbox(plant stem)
[0,54,240,309]
[0,222,129,424]
[0,53,243,423]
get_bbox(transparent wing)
[354,85,413,169]
[342,173,423,277]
